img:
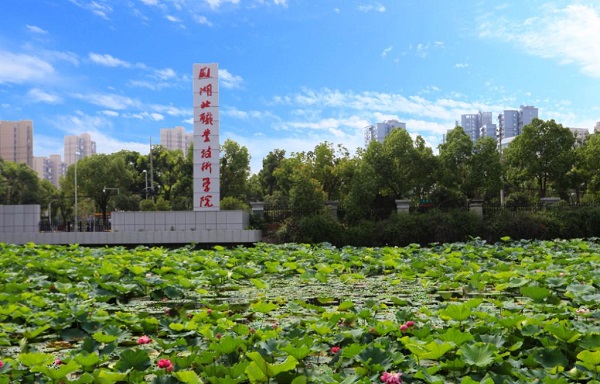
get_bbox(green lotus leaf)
[440,303,471,321]
[32,360,81,380]
[209,336,246,355]
[245,351,298,381]
[544,323,580,343]
[115,349,151,372]
[174,370,203,384]
[519,286,550,302]
[459,343,496,367]
[74,351,102,370]
[17,352,54,367]
[533,347,568,369]
[250,301,279,314]
[577,350,600,366]
[93,368,129,383]
[438,327,474,346]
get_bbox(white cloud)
[26,25,48,34]
[89,53,131,68]
[455,63,469,68]
[219,68,244,89]
[204,0,240,9]
[101,110,119,117]
[69,0,113,19]
[165,15,181,23]
[28,88,63,104]
[0,51,54,84]
[74,92,141,110]
[358,3,385,13]
[479,3,600,78]
[140,0,159,5]
[193,15,213,26]
[153,67,176,80]
[381,46,393,58]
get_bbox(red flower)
[157,359,174,372]
[206,308,212,314]
[216,332,222,339]
[137,335,152,344]
[381,371,403,383]
[400,324,409,332]
[405,321,415,328]
[0,360,3,368]
[331,346,341,354]
[55,359,63,365]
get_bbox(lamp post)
[48,199,57,232]
[74,151,80,232]
[142,170,148,199]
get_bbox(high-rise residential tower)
[460,112,496,142]
[64,133,96,166]
[33,154,65,187]
[364,120,406,146]
[0,120,34,167]
[160,126,193,156]
[498,105,538,139]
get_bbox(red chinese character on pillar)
[202,177,211,192]
[199,112,213,125]
[201,161,212,173]
[202,128,211,142]
[201,146,212,158]
[200,100,211,109]
[199,67,211,78]
[199,84,212,97]
[200,195,214,207]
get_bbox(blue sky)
[1,0,599,174]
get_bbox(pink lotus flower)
[381,371,403,384]
[157,359,174,372]
[55,359,63,365]
[331,346,341,354]
[400,324,409,332]
[206,308,212,314]
[405,321,415,328]
[0,360,3,368]
[137,335,152,344]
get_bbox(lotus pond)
[0,238,599,383]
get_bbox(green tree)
[0,160,44,204]
[258,149,286,196]
[437,126,473,197]
[580,133,600,201]
[62,154,131,226]
[412,136,438,201]
[466,137,502,201]
[220,139,251,201]
[504,119,575,199]
[363,128,418,199]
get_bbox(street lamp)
[74,151,80,232]
[48,199,57,232]
[142,170,148,199]
[103,187,120,194]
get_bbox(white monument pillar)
[193,63,220,211]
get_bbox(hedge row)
[269,207,600,246]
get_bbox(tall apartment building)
[595,121,600,133]
[364,120,406,146]
[460,112,497,142]
[33,154,65,187]
[160,126,193,156]
[0,120,34,167]
[64,133,96,166]
[498,105,538,139]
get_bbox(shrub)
[220,196,250,211]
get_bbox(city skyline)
[1,0,599,174]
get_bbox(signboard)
[193,63,220,211]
